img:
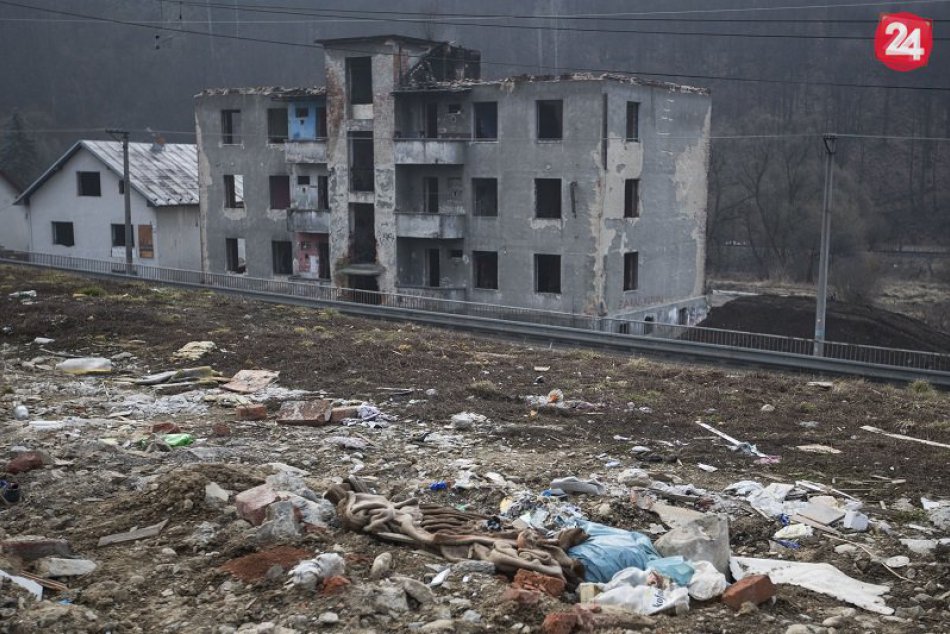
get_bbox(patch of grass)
[891,508,929,524]
[469,380,509,401]
[76,285,105,297]
[908,380,935,397]
[924,420,950,431]
[317,308,340,319]
[628,389,663,404]
[798,401,817,413]
[210,327,233,336]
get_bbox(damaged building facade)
[195,35,711,322]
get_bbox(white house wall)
[0,177,29,251]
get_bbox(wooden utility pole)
[814,134,837,356]
[106,129,133,275]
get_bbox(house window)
[347,57,373,105]
[221,109,241,145]
[624,252,639,291]
[473,251,498,290]
[316,105,327,138]
[111,223,134,248]
[537,100,563,140]
[295,106,309,119]
[51,222,74,247]
[297,175,310,186]
[77,171,101,197]
[535,179,561,219]
[474,102,497,140]
[269,175,291,209]
[449,249,463,259]
[224,175,244,208]
[318,175,329,210]
[448,103,462,115]
[624,179,639,218]
[626,102,640,141]
[426,248,440,287]
[349,131,374,192]
[473,178,498,217]
[226,238,246,273]
[535,254,561,294]
[424,177,439,213]
[272,240,293,275]
[267,107,288,143]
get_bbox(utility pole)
[106,129,133,275]
[813,134,837,356]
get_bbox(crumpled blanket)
[325,478,587,587]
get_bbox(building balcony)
[394,139,467,165]
[395,285,467,303]
[285,139,328,163]
[395,212,465,239]
[287,209,330,233]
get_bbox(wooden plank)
[860,425,950,450]
[98,519,168,547]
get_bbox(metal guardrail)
[3,250,950,383]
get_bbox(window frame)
[268,174,291,210]
[224,174,244,209]
[473,250,499,290]
[534,253,562,294]
[536,99,564,141]
[472,177,498,217]
[267,107,289,144]
[473,101,498,141]
[534,178,562,219]
[221,109,242,145]
[624,179,640,218]
[110,223,134,248]
[271,240,294,276]
[76,171,101,197]
[626,101,640,142]
[623,251,640,291]
[51,221,75,247]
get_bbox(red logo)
[875,13,933,71]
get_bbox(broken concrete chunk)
[35,557,97,577]
[276,400,333,426]
[172,341,216,361]
[797,500,846,526]
[205,482,232,507]
[235,484,278,526]
[255,500,300,543]
[56,357,113,375]
[370,552,393,580]
[2,537,75,562]
[236,404,268,420]
[221,369,279,394]
[331,406,360,423]
[98,520,169,547]
[5,451,45,474]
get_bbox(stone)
[722,575,777,610]
[236,404,268,421]
[501,588,542,605]
[420,620,455,632]
[35,557,97,577]
[2,537,74,562]
[211,422,232,437]
[540,612,577,634]
[13,405,29,420]
[655,514,731,574]
[330,406,359,423]
[370,552,393,580]
[395,576,436,605]
[235,484,278,526]
[320,576,351,595]
[277,400,333,426]
[373,581,410,614]
[150,422,181,434]
[512,569,566,598]
[318,612,339,625]
[834,544,857,555]
[205,482,232,507]
[884,555,910,569]
[785,626,813,634]
[451,560,495,575]
[6,451,44,474]
[462,610,481,623]
[761,404,775,412]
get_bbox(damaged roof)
[315,34,443,47]
[197,86,325,98]
[15,141,198,207]
[396,72,709,95]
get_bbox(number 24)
[885,22,925,61]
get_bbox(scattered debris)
[172,340,216,360]
[55,357,113,375]
[860,425,950,450]
[221,369,279,394]
[98,520,169,547]
[796,444,841,454]
[276,399,333,426]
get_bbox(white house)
[0,170,28,251]
[14,140,200,269]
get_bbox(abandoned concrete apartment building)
[195,35,711,323]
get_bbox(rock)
[205,482,232,507]
[320,576,350,595]
[2,537,74,562]
[617,468,652,487]
[461,610,481,623]
[420,620,455,632]
[330,406,359,422]
[760,404,775,412]
[450,412,486,430]
[370,552,393,580]
[318,612,339,625]
[722,574,777,610]
[212,422,232,437]
[822,616,844,627]
[151,421,181,434]
[373,581,410,614]
[512,569,566,598]
[541,612,577,634]
[13,405,29,420]
[737,601,759,616]
[884,555,910,569]
[394,576,436,605]
[895,605,924,618]
[35,557,97,577]
[451,560,495,575]
[425,389,437,397]
[237,404,268,421]
[255,501,300,543]
[6,451,45,474]
[501,588,542,605]
[785,626,813,634]
[235,484,278,526]
[834,544,857,555]
[276,400,333,426]
[288,554,346,591]
[928,505,950,531]
[655,514,730,574]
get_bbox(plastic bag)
[649,556,695,586]
[568,520,660,583]
[288,553,345,590]
[163,433,194,447]
[594,583,690,615]
[56,357,113,375]
[687,561,728,601]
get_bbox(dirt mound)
[697,294,950,353]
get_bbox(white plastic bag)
[687,561,728,601]
[594,583,689,615]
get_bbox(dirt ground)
[1,265,948,634]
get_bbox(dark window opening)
[111,223,134,248]
[297,175,311,186]
[295,107,309,119]
[51,222,74,247]
[225,237,246,273]
[678,307,689,325]
[318,175,329,211]
[624,179,639,218]
[644,314,655,335]
[535,254,561,294]
[347,57,373,105]
[425,102,439,138]
[535,179,562,219]
[449,249,463,259]
[474,102,497,140]
[426,248,440,287]
[224,174,244,208]
[473,178,498,217]
[424,177,439,213]
[537,100,563,140]
[473,251,498,290]
[316,238,330,279]
[267,107,289,143]
[118,180,125,195]
[77,171,101,197]
[624,252,639,291]
[349,132,374,192]
[269,175,291,209]
[272,240,293,275]
[448,103,462,114]
[350,203,376,264]
[221,109,241,144]
[316,105,328,138]
[626,102,640,141]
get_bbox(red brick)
[235,483,278,526]
[211,422,232,437]
[513,568,566,598]
[321,575,351,595]
[501,587,542,605]
[5,452,44,474]
[150,422,181,434]
[722,574,777,610]
[276,400,333,426]
[330,406,360,423]
[541,612,578,634]
[236,404,268,421]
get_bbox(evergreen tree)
[0,111,40,190]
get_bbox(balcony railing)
[285,139,327,163]
[287,209,330,233]
[393,139,467,164]
[395,212,465,239]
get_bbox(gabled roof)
[15,140,198,207]
[0,169,20,194]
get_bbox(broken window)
[535,179,562,219]
[267,107,289,143]
[272,240,293,275]
[427,248,440,287]
[472,178,497,217]
[269,175,291,209]
[626,102,640,141]
[316,105,327,138]
[295,106,309,119]
[624,252,639,291]
[424,177,439,213]
[473,251,498,290]
[474,102,497,140]
[347,57,373,105]
[535,254,561,294]
[425,102,439,138]
[225,237,246,273]
[537,100,563,140]
[221,109,241,144]
[110,223,134,248]
[77,171,101,197]
[448,103,462,115]
[317,238,330,279]
[224,175,244,208]
[318,175,329,210]
[350,203,376,263]
[624,179,639,218]
[297,175,310,186]
[349,132,374,192]
[51,222,74,247]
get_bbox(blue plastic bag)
[649,556,695,586]
[568,520,661,583]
